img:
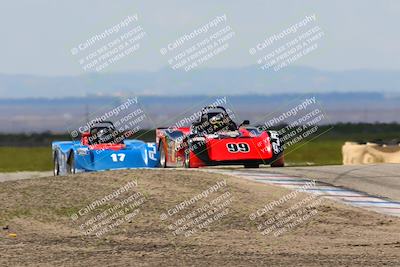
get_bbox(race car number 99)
[226,143,250,153]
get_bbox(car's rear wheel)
[67,152,76,174]
[53,152,60,176]
[159,142,167,168]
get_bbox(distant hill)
[1,93,400,133]
[0,66,399,98]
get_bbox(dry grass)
[0,169,399,266]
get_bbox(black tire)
[68,152,76,174]
[159,142,167,168]
[53,152,60,176]
[184,147,190,168]
[244,163,259,168]
[271,153,285,167]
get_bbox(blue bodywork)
[52,139,159,175]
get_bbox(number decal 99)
[226,143,250,153]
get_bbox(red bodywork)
[156,127,277,168]
[81,132,125,151]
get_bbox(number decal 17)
[110,153,126,162]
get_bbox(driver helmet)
[209,114,225,129]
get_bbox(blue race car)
[52,121,159,175]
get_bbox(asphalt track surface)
[256,163,400,201]
[0,171,52,183]
[204,163,400,217]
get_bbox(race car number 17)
[110,153,126,162]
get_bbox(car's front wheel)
[271,153,285,167]
[159,142,167,168]
[184,147,191,168]
[53,152,60,176]
[67,152,76,174]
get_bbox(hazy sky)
[1,0,399,75]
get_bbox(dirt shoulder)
[0,169,399,266]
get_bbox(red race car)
[156,106,284,168]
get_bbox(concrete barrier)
[342,141,400,165]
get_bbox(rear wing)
[156,127,190,145]
[156,127,190,135]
